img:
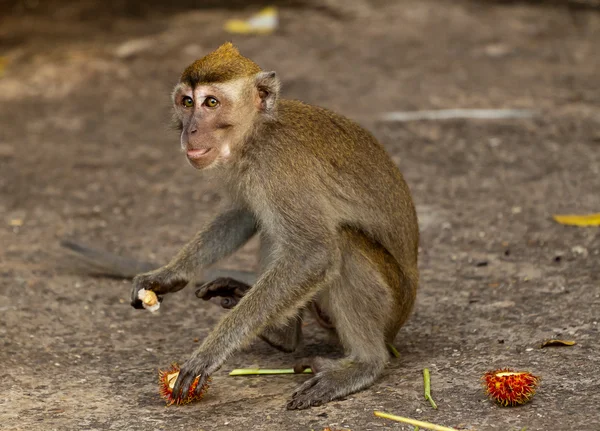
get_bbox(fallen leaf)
[553,213,600,227]
[224,6,278,34]
[9,219,23,227]
[541,339,576,348]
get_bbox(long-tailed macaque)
[68,42,419,409]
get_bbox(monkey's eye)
[204,97,219,108]
[182,96,194,108]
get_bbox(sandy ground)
[1,0,599,430]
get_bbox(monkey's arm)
[130,208,257,308]
[171,217,340,400]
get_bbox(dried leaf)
[553,213,600,227]
[224,7,278,34]
[541,339,576,348]
[0,56,8,77]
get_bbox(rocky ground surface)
[1,0,599,430]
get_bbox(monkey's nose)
[190,128,198,134]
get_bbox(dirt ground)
[1,0,599,430]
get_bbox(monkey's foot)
[286,358,381,410]
[195,277,251,309]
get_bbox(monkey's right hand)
[130,267,189,309]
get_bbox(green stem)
[387,343,401,358]
[423,368,438,409]
[229,368,312,376]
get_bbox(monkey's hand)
[130,266,189,309]
[170,352,217,403]
[195,277,251,309]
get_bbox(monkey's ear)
[255,71,280,113]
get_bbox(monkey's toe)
[286,374,338,410]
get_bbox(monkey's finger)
[172,371,194,403]
[151,278,188,295]
[130,299,145,309]
[220,297,238,309]
[194,284,212,299]
[194,374,209,396]
[233,285,251,297]
[195,278,237,298]
[195,282,243,303]
[130,286,145,309]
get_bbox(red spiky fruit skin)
[482,368,540,406]
[158,363,211,406]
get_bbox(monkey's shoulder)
[275,99,376,144]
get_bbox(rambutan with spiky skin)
[158,363,211,406]
[482,368,540,406]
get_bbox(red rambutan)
[158,363,211,406]
[482,368,539,406]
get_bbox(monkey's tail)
[59,239,259,285]
[60,239,157,279]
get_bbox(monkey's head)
[172,42,280,170]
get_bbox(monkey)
[102,41,419,409]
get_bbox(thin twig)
[229,368,312,376]
[378,109,536,122]
[374,411,457,431]
[423,368,438,409]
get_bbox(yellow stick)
[374,411,458,431]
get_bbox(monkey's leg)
[286,231,399,410]
[254,231,303,352]
[259,313,303,353]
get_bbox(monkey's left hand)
[170,352,218,403]
[195,277,252,309]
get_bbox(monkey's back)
[252,99,419,275]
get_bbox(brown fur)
[181,42,262,87]
[130,42,419,409]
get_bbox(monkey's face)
[171,79,258,170]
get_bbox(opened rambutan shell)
[158,363,211,406]
[482,368,539,406]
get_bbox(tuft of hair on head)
[181,42,262,87]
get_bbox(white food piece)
[138,288,160,313]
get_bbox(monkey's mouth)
[186,147,213,159]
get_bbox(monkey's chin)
[186,150,219,170]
